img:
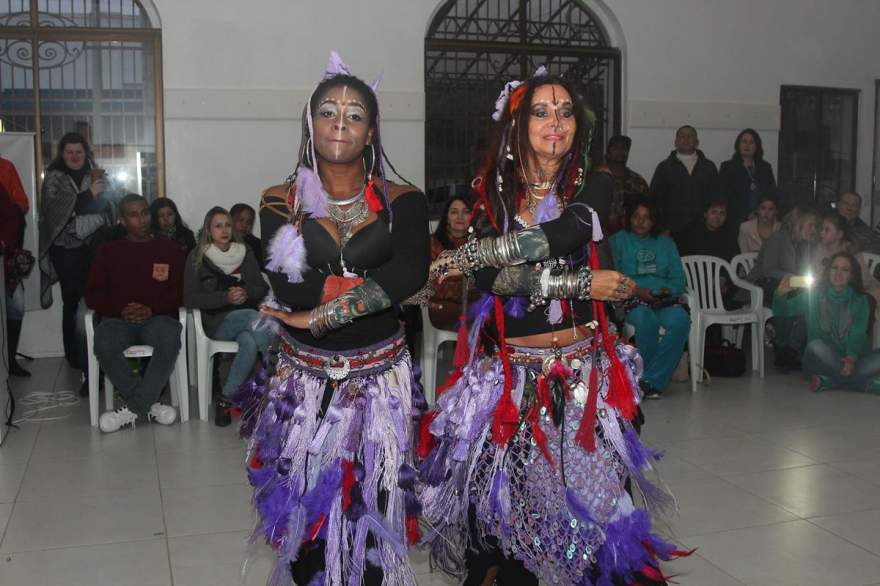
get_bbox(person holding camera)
[38,132,114,376]
[774,252,880,393]
[610,196,690,399]
[183,206,269,425]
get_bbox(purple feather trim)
[362,512,407,559]
[344,484,366,521]
[489,470,511,535]
[504,296,526,318]
[296,166,329,218]
[301,460,344,540]
[266,224,308,284]
[397,464,417,490]
[595,510,675,586]
[365,547,382,568]
[624,429,664,471]
[404,491,423,517]
[255,478,296,544]
[565,487,599,527]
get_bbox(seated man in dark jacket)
[84,194,185,432]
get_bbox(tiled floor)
[3,358,880,585]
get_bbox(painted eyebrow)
[319,98,367,109]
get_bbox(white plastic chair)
[681,255,765,392]
[420,304,457,405]
[84,308,189,427]
[191,308,239,421]
[863,253,880,348]
[731,251,774,339]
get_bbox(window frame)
[0,1,165,196]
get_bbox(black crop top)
[260,188,430,350]
[474,175,611,339]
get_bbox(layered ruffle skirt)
[418,335,680,586]
[234,329,423,586]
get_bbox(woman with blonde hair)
[183,206,268,425]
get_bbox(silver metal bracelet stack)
[308,303,340,339]
[451,231,526,276]
[527,264,593,311]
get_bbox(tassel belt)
[276,330,408,380]
[507,335,596,374]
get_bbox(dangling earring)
[363,143,376,181]
[575,167,585,187]
[303,136,313,167]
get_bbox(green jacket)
[772,285,869,359]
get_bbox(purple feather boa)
[301,460,344,541]
[595,510,675,586]
[624,429,664,471]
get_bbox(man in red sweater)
[85,194,184,432]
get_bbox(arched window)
[0,0,164,198]
[425,0,621,209]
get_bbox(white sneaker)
[148,402,177,425]
[99,407,138,433]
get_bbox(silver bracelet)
[308,302,338,338]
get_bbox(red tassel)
[230,407,242,417]
[405,515,421,545]
[561,299,573,318]
[452,317,470,368]
[365,179,384,213]
[341,459,356,511]
[436,368,463,398]
[490,297,519,446]
[248,452,264,470]
[304,513,326,543]
[575,352,599,451]
[416,410,438,459]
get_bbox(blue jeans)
[213,309,270,396]
[803,339,880,391]
[626,304,690,391]
[94,315,182,416]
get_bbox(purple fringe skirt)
[233,329,423,586]
[418,335,677,586]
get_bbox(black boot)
[7,319,30,377]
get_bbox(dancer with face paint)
[418,72,688,585]
[232,52,430,585]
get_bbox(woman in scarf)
[183,206,268,426]
[774,252,880,393]
[38,132,113,374]
[235,53,430,585]
[418,71,685,586]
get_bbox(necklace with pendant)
[326,184,369,276]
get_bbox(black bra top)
[301,216,392,277]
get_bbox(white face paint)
[314,84,371,164]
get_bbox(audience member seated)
[84,194,184,433]
[428,195,479,331]
[738,195,780,253]
[230,203,264,268]
[184,206,269,426]
[836,191,880,254]
[610,197,689,400]
[151,197,196,255]
[719,128,779,228]
[774,252,880,393]
[675,198,739,261]
[603,134,649,235]
[811,211,880,303]
[650,125,719,239]
[747,206,817,307]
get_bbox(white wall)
[21,0,880,356]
